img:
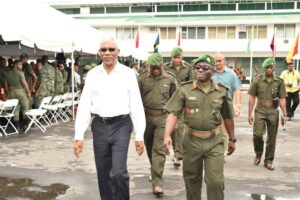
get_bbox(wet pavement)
[1,93,300,200]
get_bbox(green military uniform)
[164,55,234,200]
[55,68,64,95]
[42,63,55,97]
[5,69,29,121]
[22,62,35,92]
[163,47,193,160]
[62,70,69,93]
[139,53,177,188]
[248,58,286,166]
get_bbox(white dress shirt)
[74,62,146,141]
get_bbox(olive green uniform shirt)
[138,70,177,109]
[22,62,34,91]
[248,74,287,109]
[6,69,26,90]
[165,81,234,131]
[163,60,193,85]
[55,68,64,95]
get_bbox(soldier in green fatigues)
[41,56,55,97]
[55,62,65,95]
[163,55,236,200]
[58,63,69,93]
[4,60,31,132]
[20,54,37,105]
[138,53,177,195]
[0,57,8,95]
[33,59,47,108]
[163,47,193,167]
[248,58,287,171]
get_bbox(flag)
[286,33,299,63]
[177,32,181,46]
[135,31,139,48]
[153,34,160,53]
[246,31,252,52]
[270,32,276,58]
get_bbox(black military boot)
[22,119,29,133]
[12,120,20,133]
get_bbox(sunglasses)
[193,66,211,71]
[99,48,116,53]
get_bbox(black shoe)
[291,112,294,118]
[287,117,292,121]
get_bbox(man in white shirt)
[73,38,146,200]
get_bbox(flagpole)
[249,26,254,84]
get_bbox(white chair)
[0,99,19,136]
[41,95,62,125]
[56,92,70,122]
[64,91,81,119]
[24,96,52,134]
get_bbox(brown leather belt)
[144,108,166,116]
[190,126,220,140]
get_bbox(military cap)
[84,64,92,71]
[192,54,216,66]
[147,53,163,67]
[20,53,28,59]
[90,63,97,68]
[262,58,275,68]
[170,47,183,57]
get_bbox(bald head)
[214,52,226,72]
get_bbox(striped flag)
[286,33,299,63]
[177,31,181,46]
[246,31,252,52]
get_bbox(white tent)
[0,0,107,119]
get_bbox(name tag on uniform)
[188,97,197,101]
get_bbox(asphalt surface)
[1,93,300,200]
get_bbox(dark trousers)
[91,114,133,200]
[286,91,299,117]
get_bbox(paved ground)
[1,93,300,200]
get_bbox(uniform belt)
[95,114,128,124]
[190,126,220,140]
[144,108,166,116]
[257,101,273,106]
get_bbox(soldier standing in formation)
[55,62,65,95]
[163,55,236,200]
[248,58,287,170]
[138,53,177,195]
[41,55,56,97]
[5,60,31,132]
[163,47,193,167]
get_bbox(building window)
[181,27,205,39]
[183,4,208,11]
[106,6,129,14]
[116,27,137,39]
[208,26,236,39]
[90,7,105,14]
[275,24,295,38]
[149,27,158,33]
[57,8,80,14]
[267,2,294,10]
[246,25,267,39]
[160,27,176,39]
[238,3,265,10]
[210,4,236,11]
[131,6,154,13]
[157,5,179,12]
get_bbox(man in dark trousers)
[74,38,146,200]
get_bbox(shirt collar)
[215,66,229,73]
[191,80,221,92]
[261,73,279,81]
[99,61,120,73]
[147,67,168,78]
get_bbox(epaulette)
[182,60,192,67]
[180,80,193,86]
[166,71,176,78]
[138,70,148,79]
[163,62,172,68]
[216,83,229,90]
[275,74,283,81]
[253,74,263,80]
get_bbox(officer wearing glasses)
[163,54,236,200]
[74,38,146,200]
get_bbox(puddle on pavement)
[251,193,276,200]
[0,177,69,200]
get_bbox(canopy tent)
[0,0,107,119]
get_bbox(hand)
[227,141,236,156]
[163,135,172,156]
[281,115,287,125]
[135,141,144,156]
[27,92,31,98]
[248,115,254,125]
[74,140,84,159]
[235,106,241,117]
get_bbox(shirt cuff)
[74,134,84,141]
[135,132,144,141]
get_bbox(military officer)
[163,47,193,167]
[20,54,37,97]
[33,59,47,108]
[5,60,31,132]
[248,58,287,170]
[163,54,236,200]
[138,53,177,195]
[55,62,65,95]
[58,63,69,93]
[41,55,55,97]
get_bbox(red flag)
[135,32,139,48]
[270,32,275,58]
[177,32,181,46]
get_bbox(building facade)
[44,0,300,76]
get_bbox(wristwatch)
[229,138,237,143]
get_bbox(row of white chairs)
[0,92,80,136]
